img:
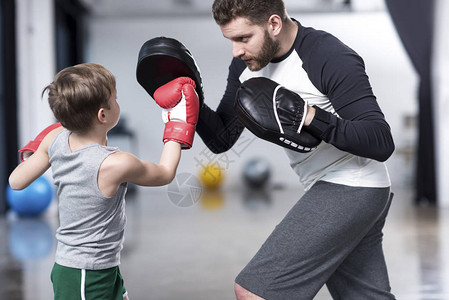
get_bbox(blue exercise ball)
[243,157,271,189]
[6,176,54,217]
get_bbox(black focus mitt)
[235,77,321,153]
[136,36,204,107]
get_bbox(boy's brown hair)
[43,63,116,133]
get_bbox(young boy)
[9,63,199,299]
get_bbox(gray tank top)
[48,130,127,270]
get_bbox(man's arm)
[196,58,246,153]
[303,33,395,162]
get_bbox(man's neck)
[276,18,298,58]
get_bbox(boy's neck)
[69,129,108,151]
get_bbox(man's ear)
[97,108,107,124]
[268,15,282,36]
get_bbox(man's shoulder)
[297,24,357,61]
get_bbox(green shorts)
[51,263,128,300]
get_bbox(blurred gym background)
[1,0,449,299]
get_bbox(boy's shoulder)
[102,151,140,171]
[100,151,141,184]
[41,126,66,152]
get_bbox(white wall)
[16,0,56,148]
[433,0,449,207]
[85,10,417,190]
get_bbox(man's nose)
[232,42,244,58]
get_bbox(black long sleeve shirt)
[196,20,395,189]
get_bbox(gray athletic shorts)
[235,181,395,300]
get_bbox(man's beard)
[244,30,280,71]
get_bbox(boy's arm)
[18,122,62,161]
[102,141,182,188]
[140,141,182,186]
[9,127,63,190]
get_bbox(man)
[196,0,396,299]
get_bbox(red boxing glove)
[153,77,199,149]
[18,122,62,161]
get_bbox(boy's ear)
[97,108,107,123]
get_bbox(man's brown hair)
[212,0,287,26]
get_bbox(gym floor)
[1,171,449,299]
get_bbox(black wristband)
[305,105,331,138]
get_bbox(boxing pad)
[235,77,321,153]
[18,122,62,161]
[136,36,204,107]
